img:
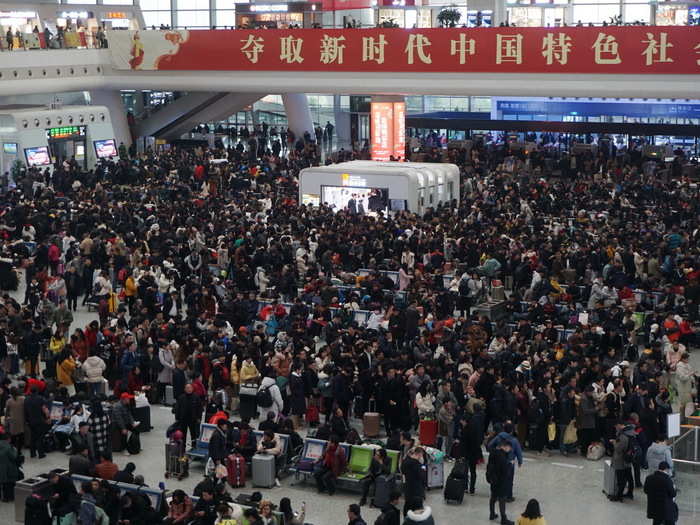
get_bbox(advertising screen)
[94,139,118,159]
[370,102,394,161]
[24,146,51,167]
[321,185,388,213]
[3,143,17,154]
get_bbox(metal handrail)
[671,425,699,463]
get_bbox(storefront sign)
[60,11,90,19]
[104,12,128,19]
[250,5,289,12]
[0,11,37,19]
[107,27,700,74]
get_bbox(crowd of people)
[0,127,696,525]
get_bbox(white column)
[89,89,132,148]
[282,93,315,142]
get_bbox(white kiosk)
[298,161,459,214]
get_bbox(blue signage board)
[496,100,700,119]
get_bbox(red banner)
[108,27,700,74]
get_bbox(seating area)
[287,437,401,494]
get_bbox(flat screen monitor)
[3,143,17,154]
[94,139,117,159]
[24,146,51,167]
[320,185,388,213]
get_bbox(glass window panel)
[572,4,620,24]
[177,0,209,9]
[177,10,211,27]
[216,10,236,26]
[573,0,616,4]
[141,0,172,9]
[543,7,565,26]
[102,0,135,5]
[507,7,542,26]
[624,4,650,23]
[217,0,235,8]
[143,11,173,27]
[65,0,96,3]
[471,97,492,112]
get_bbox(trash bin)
[14,476,50,522]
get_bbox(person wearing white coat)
[255,267,270,294]
[158,344,176,402]
[258,376,284,420]
[82,354,107,396]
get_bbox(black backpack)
[624,434,642,464]
[256,384,274,408]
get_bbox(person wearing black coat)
[48,471,78,519]
[487,441,513,525]
[289,365,306,429]
[174,384,204,448]
[24,387,49,458]
[400,447,425,516]
[208,420,229,465]
[643,461,677,525]
[460,407,485,494]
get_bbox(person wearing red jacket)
[314,434,346,495]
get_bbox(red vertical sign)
[393,101,406,161]
[371,102,394,162]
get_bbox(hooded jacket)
[403,506,435,525]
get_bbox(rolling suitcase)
[419,419,438,447]
[165,385,175,406]
[427,461,444,489]
[226,453,247,488]
[252,453,276,488]
[603,459,618,498]
[444,476,466,504]
[372,474,396,509]
[363,412,380,438]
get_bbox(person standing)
[578,385,599,456]
[4,387,25,452]
[158,343,176,404]
[401,447,425,516]
[23,386,49,459]
[611,421,636,502]
[643,461,678,525]
[460,408,484,494]
[487,440,513,525]
[175,383,203,449]
[0,432,19,502]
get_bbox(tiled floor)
[2,275,698,524]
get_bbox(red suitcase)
[226,453,247,488]
[419,419,438,447]
[305,405,320,425]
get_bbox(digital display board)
[46,125,86,140]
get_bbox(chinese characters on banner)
[370,102,406,162]
[108,27,700,74]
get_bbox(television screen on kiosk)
[24,146,51,167]
[94,139,118,159]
